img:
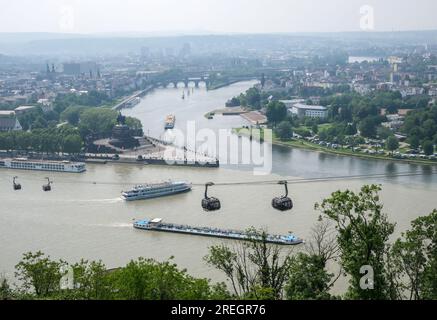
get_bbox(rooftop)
[0,110,15,117]
[15,105,36,112]
[293,103,327,111]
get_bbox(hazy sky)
[1,0,436,34]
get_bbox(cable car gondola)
[201,182,221,211]
[13,176,21,190]
[272,180,293,211]
[42,177,52,192]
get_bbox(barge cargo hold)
[133,218,303,245]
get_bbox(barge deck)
[133,218,303,245]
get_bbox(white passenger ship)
[122,181,192,201]
[0,158,86,173]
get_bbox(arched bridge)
[156,76,210,88]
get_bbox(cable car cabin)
[202,197,221,211]
[272,196,293,211]
[13,176,21,190]
[272,180,293,211]
[42,178,52,192]
[202,182,221,212]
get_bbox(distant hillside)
[1,31,437,57]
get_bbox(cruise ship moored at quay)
[0,158,86,173]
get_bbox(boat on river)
[164,114,176,129]
[122,181,192,201]
[133,218,303,245]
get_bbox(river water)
[1,81,436,291]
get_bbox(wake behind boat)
[122,181,192,201]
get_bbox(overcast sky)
[1,0,436,34]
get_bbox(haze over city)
[1,0,437,34]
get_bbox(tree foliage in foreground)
[315,185,396,300]
[7,253,230,300]
[390,210,437,300]
[204,228,292,300]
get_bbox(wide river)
[1,81,436,291]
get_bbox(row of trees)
[0,126,83,154]
[53,91,112,115]
[1,185,435,300]
[15,91,114,131]
[231,87,292,111]
[403,105,437,154]
[1,253,228,300]
[2,108,143,154]
[59,106,142,138]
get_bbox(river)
[1,81,436,292]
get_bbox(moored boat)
[0,158,86,173]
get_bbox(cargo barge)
[133,218,303,245]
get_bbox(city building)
[14,105,37,115]
[0,111,22,132]
[279,99,305,109]
[289,103,328,119]
[63,62,98,76]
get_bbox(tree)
[422,140,434,156]
[266,101,287,126]
[377,126,393,140]
[285,253,333,300]
[408,135,420,150]
[285,221,340,300]
[0,275,12,300]
[358,118,377,138]
[14,251,66,298]
[245,87,261,109]
[79,108,118,137]
[386,136,399,154]
[275,121,293,140]
[204,228,292,299]
[315,185,395,300]
[125,116,143,132]
[67,259,114,300]
[111,257,215,300]
[61,106,84,126]
[62,134,83,154]
[345,123,357,136]
[31,116,48,130]
[390,210,437,300]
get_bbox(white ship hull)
[0,158,86,173]
[122,182,191,201]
